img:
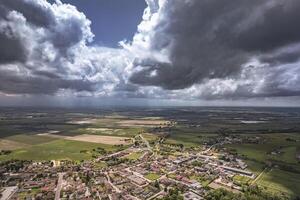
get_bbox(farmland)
[256,169,300,197]
[0,139,118,161]
[1,107,300,198]
[225,133,300,197]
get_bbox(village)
[0,133,256,200]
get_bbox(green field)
[166,129,218,147]
[5,134,57,145]
[93,161,108,169]
[226,133,300,197]
[0,115,159,162]
[0,139,117,161]
[256,169,300,197]
[0,139,29,150]
[226,133,300,165]
[73,127,144,138]
[125,152,143,160]
[17,188,41,199]
[245,160,265,175]
[233,175,251,185]
[145,173,160,181]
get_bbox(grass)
[93,161,107,169]
[166,129,219,147]
[168,173,177,179]
[190,175,213,187]
[226,133,300,167]
[125,152,143,160]
[0,139,29,150]
[73,127,143,138]
[142,133,159,143]
[226,133,300,198]
[0,139,117,161]
[278,146,298,164]
[245,160,265,175]
[17,188,41,199]
[233,175,252,185]
[4,134,57,145]
[145,173,160,181]
[256,168,300,197]
[164,138,199,148]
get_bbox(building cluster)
[0,140,255,200]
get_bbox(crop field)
[39,132,131,145]
[0,134,59,151]
[0,110,163,161]
[67,134,131,145]
[165,131,219,147]
[117,119,170,128]
[1,107,300,198]
[256,169,300,197]
[0,139,29,150]
[226,134,300,162]
[74,127,143,138]
[0,139,117,161]
[4,134,58,145]
[226,133,300,197]
[244,160,265,175]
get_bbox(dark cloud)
[234,1,300,52]
[0,0,97,95]
[0,0,55,27]
[260,45,300,66]
[130,0,300,97]
[1,0,300,102]
[0,30,28,64]
[0,69,95,95]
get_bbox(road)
[139,134,152,152]
[55,173,65,200]
[0,186,18,200]
[201,142,222,154]
[105,172,122,193]
[95,148,130,162]
[147,190,164,200]
[125,168,150,184]
[251,168,269,185]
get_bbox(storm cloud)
[126,0,300,98]
[0,0,300,104]
[0,0,115,95]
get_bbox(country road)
[139,134,152,152]
[55,173,65,200]
[251,168,269,185]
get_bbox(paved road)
[147,190,164,200]
[105,172,122,193]
[55,173,65,200]
[96,148,130,162]
[0,186,18,200]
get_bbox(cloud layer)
[0,0,300,103]
[126,0,300,98]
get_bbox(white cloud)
[0,0,300,105]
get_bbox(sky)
[0,0,300,107]
[48,0,146,47]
